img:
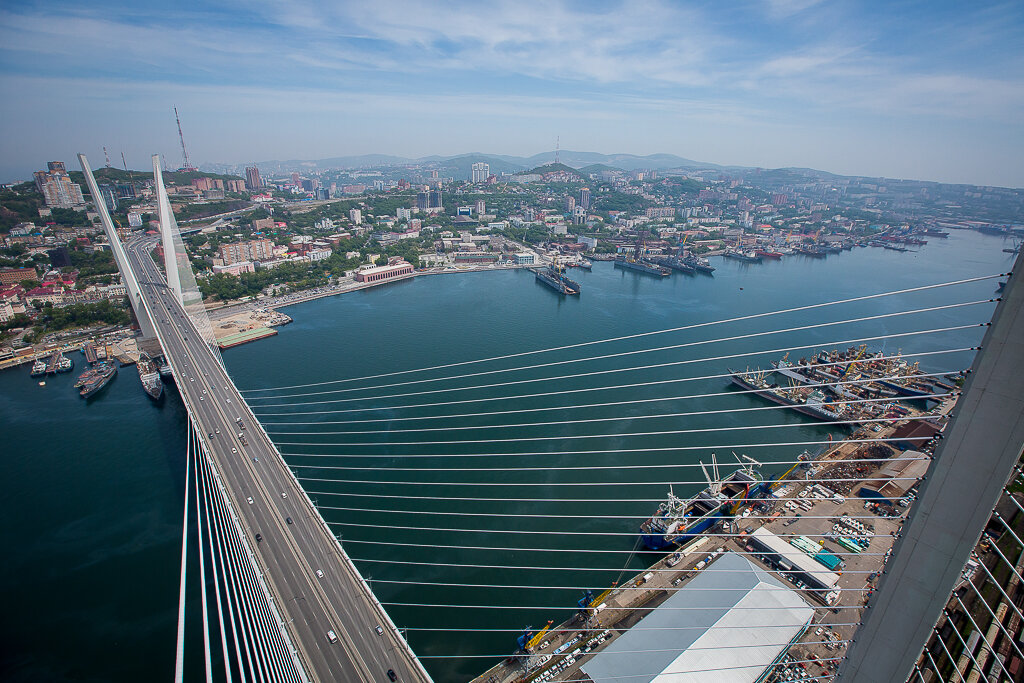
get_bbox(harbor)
[471,388,954,683]
[1,228,1009,683]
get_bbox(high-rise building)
[579,187,591,211]
[416,192,430,210]
[475,200,486,215]
[33,161,85,208]
[349,209,362,225]
[291,172,300,184]
[565,196,576,212]
[245,166,263,190]
[98,184,118,212]
[429,189,443,209]
[471,162,489,183]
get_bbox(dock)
[217,326,278,349]
[469,394,955,683]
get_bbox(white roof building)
[582,552,815,683]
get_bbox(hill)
[437,154,526,180]
[520,162,581,176]
[68,168,242,186]
[578,163,623,174]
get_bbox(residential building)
[225,179,246,193]
[349,209,362,225]
[213,262,255,275]
[475,200,485,215]
[471,162,489,183]
[219,239,275,265]
[0,267,37,285]
[429,189,443,209]
[33,161,85,208]
[245,166,263,190]
[98,185,118,212]
[579,187,591,210]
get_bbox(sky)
[1,0,1022,186]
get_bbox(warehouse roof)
[581,552,815,683]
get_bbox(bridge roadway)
[125,238,430,683]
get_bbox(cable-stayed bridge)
[76,149,1024,683]
[76,154,431,683]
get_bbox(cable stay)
[244,300,990,401]
[248,324,982,408]
[240,272,1004,394]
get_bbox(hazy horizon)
[2,0,1022,188]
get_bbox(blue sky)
[1,0,1022,186]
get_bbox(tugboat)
[640,454,766,550]
[55,353,74,373]
[137,353,164,400]
[29,358,47,377]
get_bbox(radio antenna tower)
[103,146,112,168]
[555,136,560,164]
[174,106,196,172]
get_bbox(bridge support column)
[77,154,158,340]
[153,156,183,305]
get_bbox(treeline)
[31,300,131,333]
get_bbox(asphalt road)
[125,238,431,683]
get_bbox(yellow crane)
[589,583,617,608]
[526,620,553,650]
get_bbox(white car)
[281,492,287,499]
[326,630,338,644]
[316,569,324,579]
[247,497,254,504]
[375,625,384,636]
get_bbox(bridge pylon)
[76,154,158,340]
[153,155,183,304]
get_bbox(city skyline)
[1,0,1022,187]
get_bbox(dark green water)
[2,230,1014,682]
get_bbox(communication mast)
[174,106,197,172]
[103,146,112,168]
[555,136,560,165]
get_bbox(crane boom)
[526,620,553,650]
[174,106,194,172]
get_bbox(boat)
[29,359,47,377]
[614,257,671,276]
[137,354,164,400]
[921,229,949,238]
[535,258,580,295]
[794,244,828,257]
[80,362,117,399]
[755,249,783,260]
[640,455,766,550]
[724,249,763,263]
[615,236,672,277]
[55,353,74,373]
[682,254,715,273]
[648,255,696,274]
[729,369,849,422]
[567,258,592,270]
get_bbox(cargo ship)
[137,354,164,400]
[640,455,766,550]
[724,249,763,263]
[920,229,949,238]
[729,368,848,422]
[755,249,783,260]
[535,262,580,295]
[79,362,117,399]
